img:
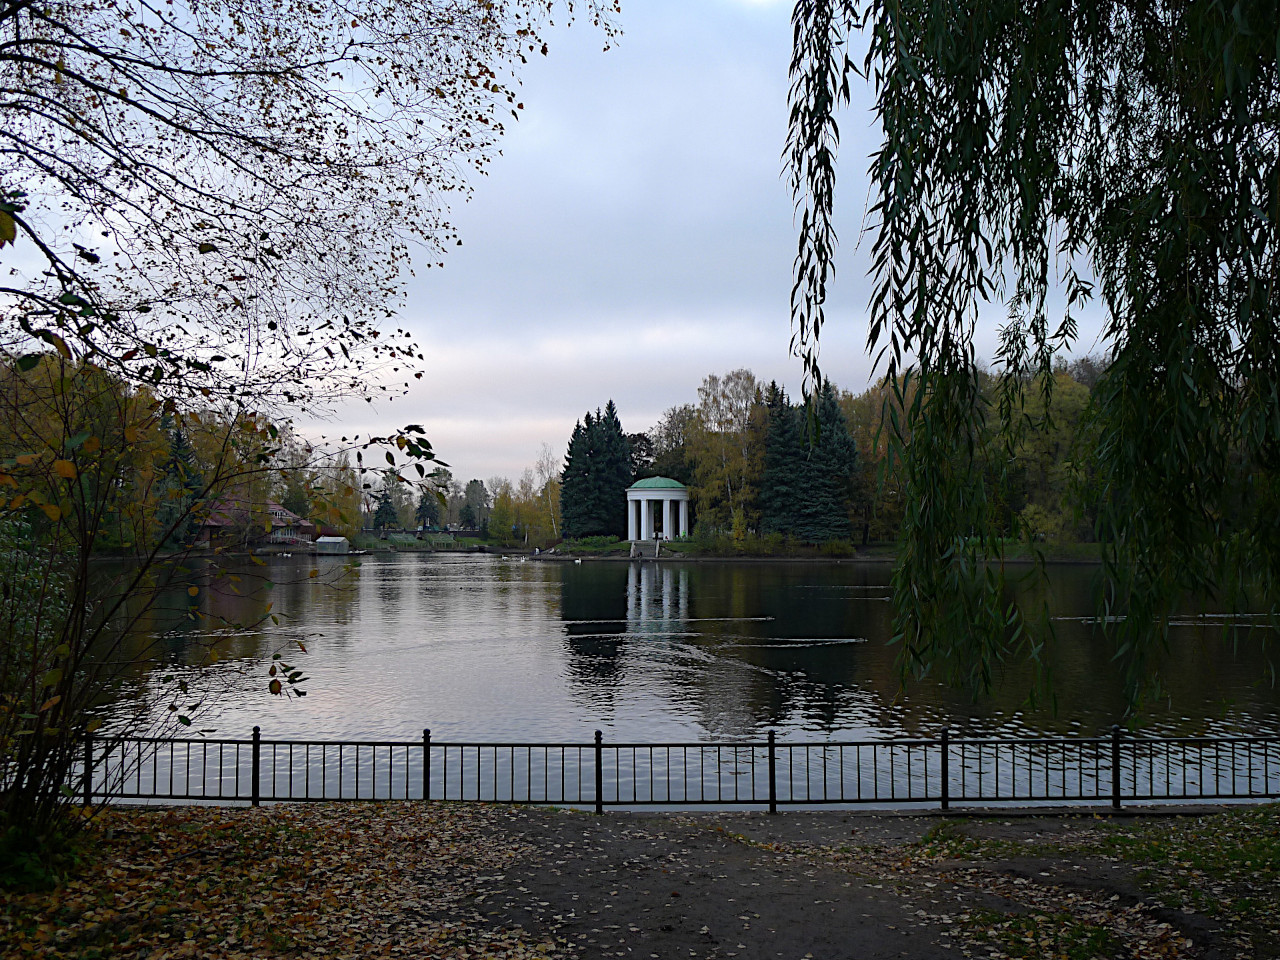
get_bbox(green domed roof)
[629,476,687,490]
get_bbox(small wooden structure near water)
[315,536,350,555]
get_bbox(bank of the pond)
[531,551,1103,564]
[4,802,1275,960]
[198,536,1103,563]
[87,538,1108,563]
[529,542,1104,564]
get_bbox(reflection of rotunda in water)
[626,563,689,634]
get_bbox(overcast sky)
[303,0,1092,484]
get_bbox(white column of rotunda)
[625,477,690,541]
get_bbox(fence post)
[251,726,261,808]
[940,727,950,811]
[82,734,93,807]
[594,730,604,816]
[1111,724,1122,810]
[767,730,777,815]
[423,729,431,801]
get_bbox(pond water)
[108,553,1280,743]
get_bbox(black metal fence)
[77,726,1280,812]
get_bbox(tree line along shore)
[366,357,1128,560]
[0,355,1246,564]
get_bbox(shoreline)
[86,540,1107,565]
[526,550,1104,565]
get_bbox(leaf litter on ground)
[785,804,1280,960]
[2,802,1277,960]
[1,803,570,960]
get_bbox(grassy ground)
[903,805,1280,959]
[552,537,631,555]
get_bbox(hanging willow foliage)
[789,0,1280,705]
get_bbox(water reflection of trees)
[670,563,889,737]
[111,555,1280,739]
[562,560,1280,739]
[560,564,630,686]
[95,556,326,732]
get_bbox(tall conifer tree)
[598,401,633,537]
[759,380,857,542]
[760,382,803,536]
[560,416,593,538]
[790,381,857,542]
[560,402,633,538]
[155,427,203,548]
[373,490,398,530]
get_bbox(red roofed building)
[198,498,316,548]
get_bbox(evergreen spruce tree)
[372,490,398,530]
[561,402,633,539]
[598,401,633,537]
[582,413,606,533]
[459,503,477,528]
[758,380,857,542]
[155,427,203,548]
[415,490,440,529]
[560,416,592,538]
[582,410,610,534]
[759,383,803,536]
[790,380,857,542]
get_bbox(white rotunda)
[626,477,690,541]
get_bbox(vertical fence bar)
[422,729,430,801]
[1111,725,1122,810]
[767,731,777,815]
[940,728,950,811]
[251,726,261,808]
[82,734,93,806]
[594,730,604,815]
